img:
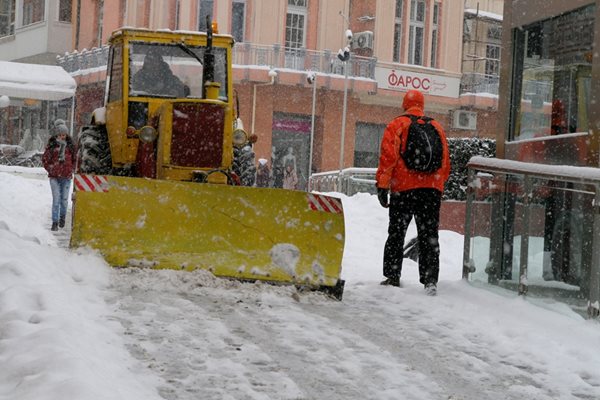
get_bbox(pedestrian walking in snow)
[42,122,75,231]
[256,158,271,187]
[375,89,451,295]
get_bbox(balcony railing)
[460,72,499,95]
[309,168,376,196]
[57,43,377,79]
[465,156,600,318]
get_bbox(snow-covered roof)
[0,61,77,101]
[465,8,503,22]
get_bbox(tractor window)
[108,45,123,102]
[129,42,228,100]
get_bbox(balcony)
[57,43,377,80]
[460,72,499,95]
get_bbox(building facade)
[58,0,505,191]
[0,0,74,146]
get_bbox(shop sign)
[375,66,460,98]
[272,119,311,133]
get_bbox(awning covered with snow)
[0,61,77,101]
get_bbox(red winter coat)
[42,136,76,178]
[376,106,451,194]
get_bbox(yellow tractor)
[70,24,345,298]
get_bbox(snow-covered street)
[2,165,600,400]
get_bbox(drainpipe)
[97,0,104,47]
[75,0,81,49]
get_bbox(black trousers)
[383,188,442,286]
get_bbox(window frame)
[21,0,44,26]
[231,0,245,43]
[197,0,214,31]
[58,0,71,22]
[430,2,440,68]
[485,44,500,78]
[285,0,307,49]
[393,0,403,63]
[408,0,426,65]
[0,0,15,37]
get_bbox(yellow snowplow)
[69,25,345,298]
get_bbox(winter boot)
[51,222,59,231]
[425,283,437,296]
[59,216,66,228]
[380,276,401,287]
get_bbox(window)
[231,0,245,42]
[198,0,213,31]
[487,24,501,40]
[408,0,425,65]
[22,0,43,25]
[392,0,402,62]
[285,0,307,49]
[108,45,123,103]
[430,2,440,68]
[128,42,229,100]
[58,0,71,22]
[485,44,500,77]
[0,0,15,37]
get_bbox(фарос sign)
[375,66,460,98]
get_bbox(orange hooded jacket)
[376,90,451,193]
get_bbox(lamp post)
[337,29,352,189]
[307,72,317,190]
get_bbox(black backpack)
[401,114,443,172]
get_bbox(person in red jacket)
[375,89,451,295]
[42,122,76,231]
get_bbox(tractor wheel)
[233,145,256,187]
[30,153,43,168]
[77,125,112,174]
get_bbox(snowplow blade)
[70,174,345,297]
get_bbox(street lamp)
[306,71,317,189]
[338,29,352,184]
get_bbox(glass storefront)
[463,2,600,317]
[271,113,311,191]
[508,4,594,166]
[464,164,595,316]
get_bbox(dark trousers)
[383,188,442,286]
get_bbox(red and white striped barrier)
[74,174,109,192]
[307,193,343,214]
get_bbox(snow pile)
[1,165,600,400]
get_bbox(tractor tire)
[30,153,43,168]
[77,125,112,175]
[233,145,256,187]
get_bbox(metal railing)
[57,43,377,79]
[58,46,110,74]
[309,168,376,195]
[460,72,499,95]
[464,156,600,318]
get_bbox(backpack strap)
[401,114,432,123]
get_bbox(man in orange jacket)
[375,89,451,295]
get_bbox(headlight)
[232,128,248,147]
[139,126,158,143]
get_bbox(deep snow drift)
[1,165,599,400]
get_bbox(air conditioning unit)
[452,110,477,130]
[351,31,374,50]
